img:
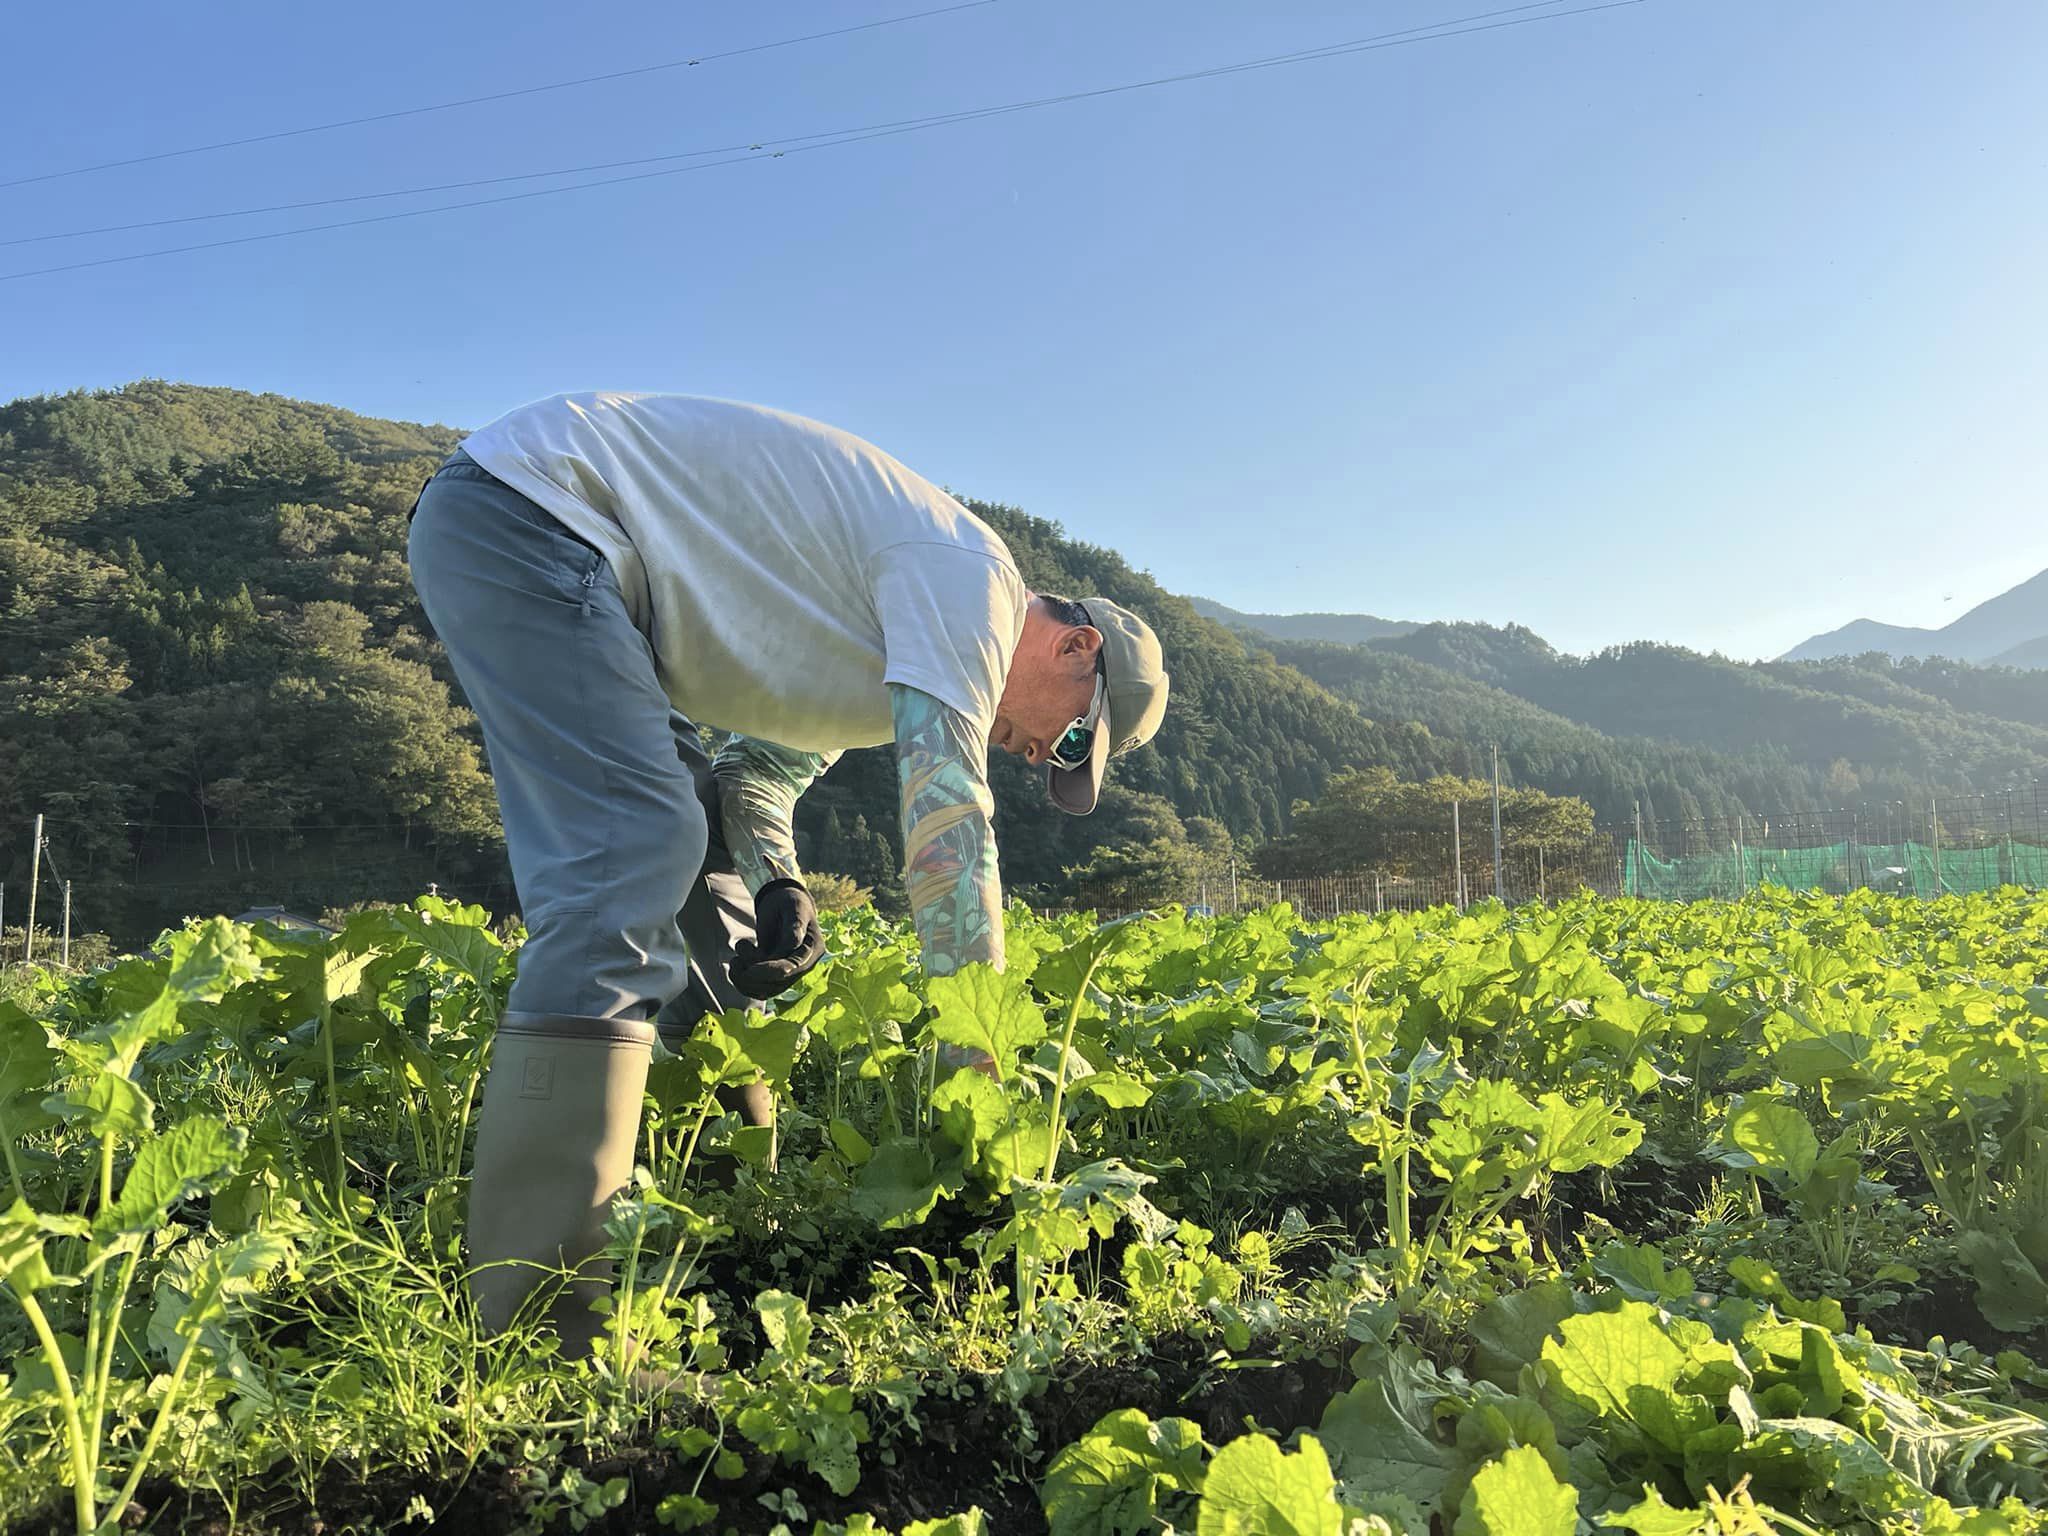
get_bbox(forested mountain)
[1244,618,2048,823]
[1260,638,1819,827]
[1188,596,1415,645]
[9,381,2042,951]
[1,382,1435,946]
[1368,623,2048,799]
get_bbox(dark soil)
[25,1336,1346,1536]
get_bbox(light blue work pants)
[405,451,756,1039]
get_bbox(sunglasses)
[1047,661,1108,772]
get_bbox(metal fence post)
[1452,800,1464,911]
[24,814,42,966]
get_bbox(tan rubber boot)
[466,1010,655,1359]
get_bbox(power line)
[67,862,454,892]
[0,0,1001,192]
[44,815,455,832]
[5,0,1580,250]
[0,0,1647,285]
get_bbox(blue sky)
[2,0,2042,662]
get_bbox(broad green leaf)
[1723,1258,1846,1332]
[728,1012,805,1089]
[0,1007,58,1137]
[0,1006,56,1104]
[156,1229,295,1345]
[982,1185,1089,1269]
[1728,1416,1906,1509]
[1197,1432,1341,1536]
[682,1017,759,1088]
[980,1109,1056,1192]
[1317,1379,1456,1506]
[386,904,504,987]
[0,1198,89,1294]
[1453,1446,1577,1536]
[1470,1281,1579,1389]
[903,1515,989,1536]
[756,1289,812,1358]
[322,944,383,1009]
[1540,1301,1699,1453]
[851,1139,958,1228]
[1590,1242,1694,1304]
[1040,1407,1208,1536]
[932,1067,1011,1165]
[927,966,1048,1077]
[163,918,265,1000]
[1957,1230,2048,1333]
[70,1068,156,1140]
[101,1115,245,1235]
[810,953,917,1056]
[1598,1488,1708,1535]
[1075,1071,1153,1109]
[96,985,185,1070]
[1532,1093,1643,1172]
[828,1117,875,1166]
[1034,918,1141,1024]
[1723,1099,1818,1184]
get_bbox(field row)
[3,888,2046,1533]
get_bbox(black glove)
[728,878,825,1000]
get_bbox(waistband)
[408,447,492,522]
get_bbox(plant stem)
[86,1246,143,1495]
[861,1009,903,1140]
[18,1288,95,1535]
[450,1037,490,1182]
[1040,948,1109,1183]
[321,1011,347,1206]
[105,1330,203,1525]
[0,1110,26,1203]
[97,1131,116,1217]
[676,1093,720,1184]
[613,1206,646,1388]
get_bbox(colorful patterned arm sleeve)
[888,683,1004,978]
[710,734,840,898]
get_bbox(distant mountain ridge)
[1190,596,1417,646]
[1209,604,2048,823]
[1781,568,2048,667]
[1993,635,2048,669]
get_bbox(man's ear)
[1062,625,1104,662]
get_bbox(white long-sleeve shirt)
[459,391,1028,753]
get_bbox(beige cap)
[1047,596,1169,815]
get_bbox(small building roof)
[232,906,338,935]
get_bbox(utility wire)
[65,862,455,891]
[0,0,1001,191]
[45,817,449,832]
[5,0,1577,249]
[0,0,1645,283]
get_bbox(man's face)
[992,611,1102,768]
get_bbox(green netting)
[2013,841,2048,888]
[1624,839,2048,899]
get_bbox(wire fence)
[1051,782,2048,920]
[0,812,515,964]
[8,784,2048,959]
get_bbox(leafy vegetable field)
[5,889,2048,1535]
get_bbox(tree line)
[6,381,2045,950]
